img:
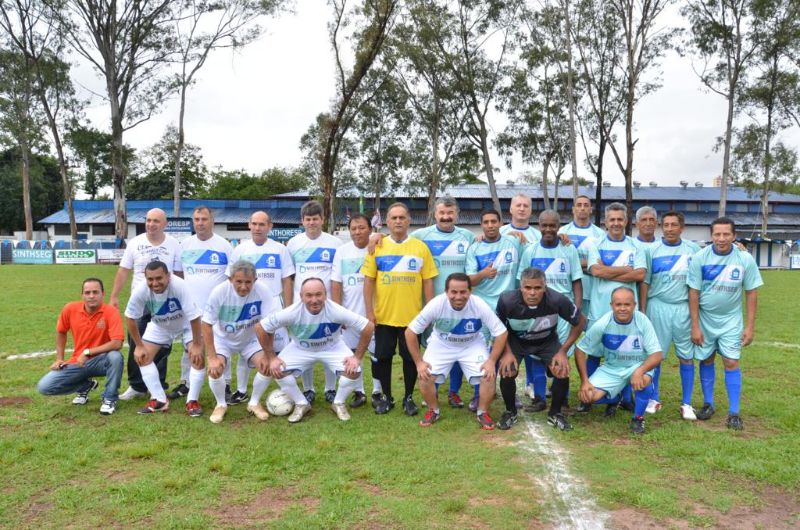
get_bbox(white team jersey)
[331,242,368,316]
[408,294,506,351]
[125,275,201,334]
[261,300,368,352]
[203,281,277,349]
[180,234,233,307]
[286,232,343,299]
[120,233,183,291]
[227,238,294,302]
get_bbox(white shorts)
[424,339,490,386]
[279,340,361,378]
[142,322,193,349]
[215,336,264,369]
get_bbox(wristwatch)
[82,348,92,358]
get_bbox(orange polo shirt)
[56,302,124,364]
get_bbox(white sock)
[301,366,314,392]
[355,372,365,394]
[140,363,167,402]
[236,355,251,394]
[209,375,227,407]
[277,375,309,405]
[180,351,191,382]
[334,375,359,405]
[249,372,273,406]
[187,367,206,402]
[224,357,232,384]
[324,365,337,392]
[373,375,382,394]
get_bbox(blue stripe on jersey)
[308,323,342,339]
[450,318,482,335]
[237,301,262,322]
[254,253,282,269]
[530,257,556,271]
[652,255,679,274]
[602,333,628,351]
[424,240,450,256]
[154,297,182,316]
[305,247,335,264]
[702,264,726,281]
[476,251,500,270]
[568,234,588,248]
[194,250,229,265]
[376,255,403,271]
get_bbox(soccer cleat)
[497,411,519,430]
[476,412,496,430]
[631,415,646,435]
[525,397,547,413]
[324,389,336,404]
[374,395,395,415]
[209,405,227,424]
[331,403,350,421]
[419,409,440,427]
[225,384,233,403]
[137,399,169,414]
[525,383,535,399]
[680,404,697,421]
[620,400,635,412]
[351,391,367,408]
[167,382,189,400]
[288,403,311,423]
[119,386,145,401]
[695,403,715,421]
[515,396,523,409]
[468,395,479,413]
[603,403,619,418]
[547,413,573,432]
[371,391,383,409]
[72,379,99,405]
[576,402,592,413]
[227,391,249,405]
[726,413,744,431]
[247,404,270,421]
[99,399,116,415]
[646,399,662,414]
[448,391,465,409]
[185,400,204,417]
[303,390,316,404]
[402,396,419,416]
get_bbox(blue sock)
[679,362,695,405]
[725,368,742,414]
[449,362,464,393]
[524,356,535,386]
[533,362,547,400]
[634,383,654,418]
[652,365,662,402]
[587,356,601,377]
[699,362,716,408]
[595,393,621,405]
[473,384,480,399]
[621,383,633,404]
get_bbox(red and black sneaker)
[419,409,441,427]
[186,400,203,417]
[477,412,496,430]
[447,391,465,408]
[137,399,169,414]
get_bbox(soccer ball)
[266,390,295,416]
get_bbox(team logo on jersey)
[210,253,219,264]
[96,318,106,330]
[324,325,332,336]
[408,258,417,271]
[300,340,310,349]
[225,324,236,333]
[457,243,465,254]
[347,276,357,286]
[628,253,634,266]
[321,250,331,262]
[299,265,306,274]
[464,321,475,333]
[249,305,259,317]
[434,259,440,268]
[531,317,553,332]
[730,268,740,280]
[505,251,513,263]
[440,332,449,340]
[633,338,640,349]
[267,256,276,267]
[186,266,195,275]
[168,300,178,312]
[381,274,391,285]
[559,262,566,272]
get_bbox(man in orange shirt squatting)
[37,278,125,415]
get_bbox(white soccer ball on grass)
[266,390,295,416]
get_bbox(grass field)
[1,265,799,529]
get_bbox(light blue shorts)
[693,311,743,361]
[589,363,653,400]
[646,299,693,360]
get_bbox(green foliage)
[65,125,134,199]
[202,166,310,199]
[0,148,63,233]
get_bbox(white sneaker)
[99,399,116,415]
[288,403,311,423]
[645,399,662,414]
[119,386,145,401]
[210,405,227,424]
[525,383,535,399]
[680,404,697,421]
[247,404,269,421]
[331,402,350,421]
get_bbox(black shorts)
[374,325,413,361]
[511,339,562,368]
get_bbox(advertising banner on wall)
[55,249,97,264]
[166,218,193,242]
[12,246,53,264]
[269,227,304,242]
[98,249,126,264]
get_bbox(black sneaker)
[631,415,646,435]
[351,391,367,408]
[620,400,635,412]
[167,382,189,400]
[403,396,419,416]
[726,413,744,431]
[603,403,619,418]
[324,390,336,404]
[696,403,715,421]
[227,390,249,405]
[374,395,395,415]
[303,390,316,404]
[497,411,519,430]
[525,397,547,413]
[72,379,99,405]
[576,402,592,413]
[371,391,383,409]
[225,384,233,403]
[547,413,573,431]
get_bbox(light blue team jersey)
[558,222,606,301]
[687,245,763,316]
[586,235,647,322]
[517,240,583,300]
[645,238,701,304]
[465,235,521,309]
[500,223,541,247]
[577,311,662,370]
[411,225,475,295]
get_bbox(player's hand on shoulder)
[558,233,572,246]
[367,233,384,255]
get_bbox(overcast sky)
[74,0,800,193]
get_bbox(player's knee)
[36,377,55,395]
[342,372,358,380]
[721,357,739,370]
[106,350,123,366]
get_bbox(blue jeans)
[37,351,124,401]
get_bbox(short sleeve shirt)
[411,225,475,295]
[120,234,183,291]
[465,235,521,309]
[286,232,343,300]
[500,223,541,247]
[586,235,647,322]
[124,276,201,334]
[645,238,701,303]
[558,222,605,300]
[261,300,368,352]
[331,242,369,316]
[687,245,763,316]
[203,281,278,348]
[180,234,233,307]
[577,311,661,369]
[57,302,124,364]
[407,293,507,351]
[227,238,294,302]
[518,240,583,300]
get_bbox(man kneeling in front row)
[574,287,663,434]
[37,278,124,415]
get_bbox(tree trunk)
[426,110,441,226]
[174,82,188,217]
[479,123,502,214]
[110,99,127,246]
[542,153,553,210]
[564,0,579,199]
[761,104,774,237]
[21,138,33,240]
[553,156,564,211]
[595,136,606,225]
[624,88,634,235]
[719,83,736,217]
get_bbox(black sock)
[402,358,417,400]
[549,377,569,416]
[500,377,517,413]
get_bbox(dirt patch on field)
[0,396,31,406]
[207,486,319,525]
[610,486,800,529]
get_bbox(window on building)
[227,224,250,232]
[92,225,114,236]
[53,224,71,235]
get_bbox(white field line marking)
[1,342,192,361]
[754,341,800,349]
[518,419,608,530]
